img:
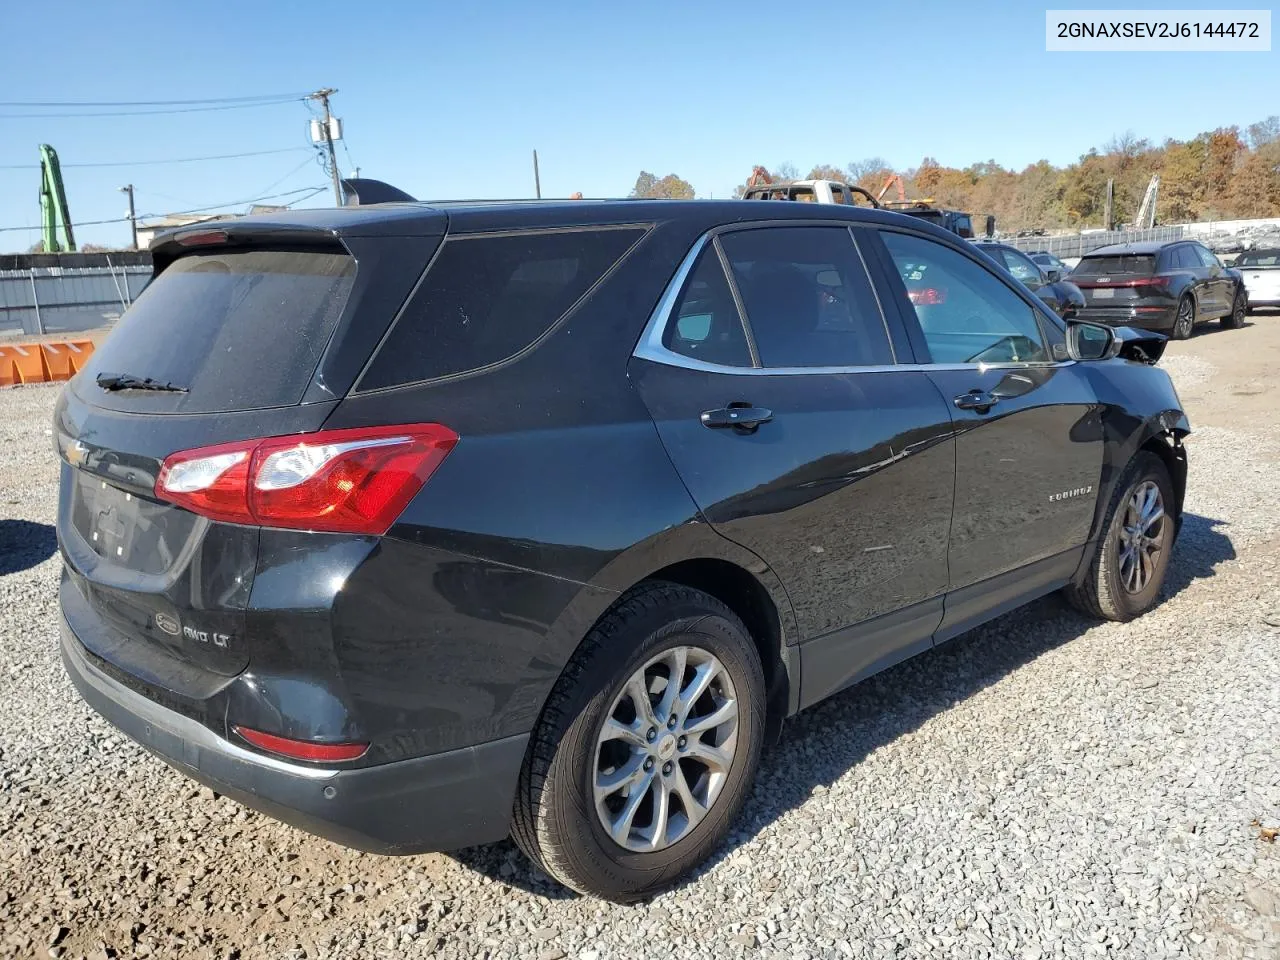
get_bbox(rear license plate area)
[1092,288,1115,300]
[78,475,143,560]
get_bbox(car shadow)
[0,519,58,576]
[451,511,1236,901]
[1190,317,1251,337]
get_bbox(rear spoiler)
[340,178,417,206]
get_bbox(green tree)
[1226,148,1280,218]
[1158,139,1206,223]
[913,157,942,196]
[630,171,695,199]
[1198,127,1246,218]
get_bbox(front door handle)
[700,404,773,431]
[954,390,999,412]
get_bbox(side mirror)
[1046,269,1062,283]
[1067,320,1117,361]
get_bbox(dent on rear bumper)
[61,615,527,854]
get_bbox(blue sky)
[0,0,1274,251]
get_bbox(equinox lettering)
[1049,486,1094,502]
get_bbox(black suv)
[57,199,1189,901]
[1070,240,1247,338]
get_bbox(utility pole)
[119,184,137,249]
[532,150,542,199]
[308,88,344,207]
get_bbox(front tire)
[1065,451,1175,621]
[1172,296,1195,339]
[1221,289,1246,328]
[512,582,766,901]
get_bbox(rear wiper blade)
[95,372,188,393]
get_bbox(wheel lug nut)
[646,727,657,742]
[662,761,673,775]
[643,757,654,771]
[677,736,687,749]
[667,716,678,729]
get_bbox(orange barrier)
[0,339,95,387]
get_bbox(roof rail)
[340,178,417,206]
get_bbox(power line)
[0,186,329,233]
[0,146,310,170]
[0,92,311,107]
[0,99,305,119]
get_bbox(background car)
[971,240,1085,319]
[1234,248,1280,310]
[1030,251,1071,276]
[1069,240,1247,338]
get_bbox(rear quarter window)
[358,227,645,390]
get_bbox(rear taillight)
[909,287,946,305]
[1077,276,1170,288]
[156,423,458,534]
[233,726,368,762]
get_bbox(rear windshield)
[1235,251,1280,267]
[358,227,644,390]
[1073,254,1156,276]
[83,248,354,412]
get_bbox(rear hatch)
[55,227,439,698]
[1071,253,1163,304]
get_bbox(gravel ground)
[2,321,1279,960]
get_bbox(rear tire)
[1065,451,1175,622]
[1221,289,1246,328]
[1172,296,1195,339]
[512,582,766,902]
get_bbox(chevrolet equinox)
[56,198,1189,901]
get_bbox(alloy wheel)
[1118,480,1166,594]
[593,645,739,853]
[1176,299,1194,338]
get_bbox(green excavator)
[39,144,76,252]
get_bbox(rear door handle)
[954,390,999,412]
[700,404,773,430]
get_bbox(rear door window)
[81,248,355,413]
[1194,245,1222,269]
[1174,246,1201,270]
[997,247,1043,284]
[719,227,895,368]
[359,227,645,390]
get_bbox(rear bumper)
[1075,305,1176,331]
[61,614,527,854]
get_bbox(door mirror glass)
[1067,320,1116,361]
[1046,269,1062,283]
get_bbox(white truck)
[740,178,879,207]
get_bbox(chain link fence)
[998,217,1280,262]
